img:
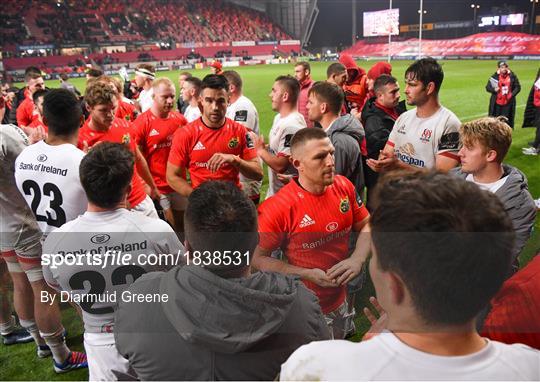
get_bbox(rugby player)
[166,74,262,197]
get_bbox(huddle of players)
[1,56,538,379]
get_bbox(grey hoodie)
[114,266,330,381]
[452,164,536,263]
[326,114,365,193]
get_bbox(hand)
[276,173,293,184]
[253,133,266,155]
[28,125,47,144]
[82,140,104,153]
[362,296,388,341]
[350,107,361,120]
[149,187,161,201]
[326,257,363,286]
[304,268,338,288]
[366,151,397,173]
[207,153,237,172]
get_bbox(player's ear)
[86,103,92,113]
[388,271,406,306]
[291,156,301,170]
[426,81,436,96]
[282,91,290,103]
[42,115,48,126]
[486,149,498,163]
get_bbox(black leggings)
[534,109,540,149]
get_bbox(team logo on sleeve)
[228,136,239,149]
[234,110,248,122]
[245,133,254,149]
[339,196,350,213]
[122,133,131,145]
[439,132,460,150]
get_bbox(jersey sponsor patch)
[234,110,248,122]
[438,132,460,150]
[284,134,293,148]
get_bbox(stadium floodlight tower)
[417,0,426,58]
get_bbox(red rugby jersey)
[16,97,38,127]
[27,118,48,133]
[116,100,138,122]
[258,175,369,314]
[168,117,257,189]
[78,117,147,208]
[133,109,187,194]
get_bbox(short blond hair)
[460,117,512,163]
[152,77,174,90]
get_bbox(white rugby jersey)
[0,124,42,249]
[226,95,260,135]
[15,140,87,235]
[183,104,202,123]
[43,208,184,333]
[266,111,306,198]
[388,106,460,169]
[227,95,261,195]
[138,88,154,113]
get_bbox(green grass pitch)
[2,60,539,380]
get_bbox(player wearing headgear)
[134,64,156,112]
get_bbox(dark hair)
[201,74,229,92]
[80,142,134,209]
[274,75,300,104]
[308,81,343,115]
[179,71,192,79]
[43,89,82,136]
[60,73,69,81]
[370,170,515,326]
[184,77,203,96]
[373,74,398,95]
[405,57,444,93]
[184,181,258,273]
[32,89,49,104]
[290,127,328,153]
[222,70,243,90]
[24,66,42,81]
[86,68,103,78]
[295,61,311,72]
[326,62,346,79]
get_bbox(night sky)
[309,0,535,48]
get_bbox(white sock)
[0,315,16,336]
[40,327,70,363]
[19,318,46,346]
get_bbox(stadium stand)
[0,0,291,48]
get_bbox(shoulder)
[489,340,540,376]
[440,107,461,126]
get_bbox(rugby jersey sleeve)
[437,112,461,159]
[257,198,287,251]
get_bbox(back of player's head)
[370,170,514,326]
[184,77,203,96]
[32,88,49,104]
[85,81,116,107]
[94,75,120,95]
[326,62,346,79]
[201,74,229,92]
[80,142,134,209]
[24,66,42,82]
[290,127,328,155]
[405,57,444,93]
[152,77,174,90]
[274,75,300,105]
[222,70,242,91]
[308,81,343,115]
[295,61,311,73]
[179,71,192,79]
[43,89,82,136]
[184,181,258,274]
[374,74,398,95]
[60,73,69,81]
[86,67,103,79]
[460,117,512,163]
